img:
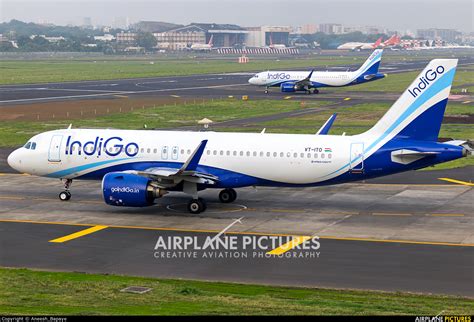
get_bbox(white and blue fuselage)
[248,49,385,93]
[7,59,469,213]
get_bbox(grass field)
[0,57,362,85]
[0,268,472,315]
[0,53,467,85]
[331,67,474,93]
[0,100,329,147]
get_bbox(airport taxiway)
[0,172,473,296]
[2,57,473,105]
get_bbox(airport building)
[245,26,293,47]
[116,32,137,44]
[151,23,247,50]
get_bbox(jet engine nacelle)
[280,82,297,92]
[102,172,165,207]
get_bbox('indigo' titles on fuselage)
[65,136,139,157]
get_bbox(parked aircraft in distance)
[248,49,385,94]
[190,35,214,51]
[337,35,401,51]
[337,37,383,51]
[8,59,471,214]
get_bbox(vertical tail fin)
[208,35,214,46]
[355,49,383,78]
[364,59,458,143]
[373,37,383,48]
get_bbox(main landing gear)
[264,87,269,94]
[59,179,72,201]
[184,182,238,214]
[219,188,237,203]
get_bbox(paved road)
[0,221,472,296]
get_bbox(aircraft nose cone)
[248,78,254,85]
[7,149,20,171]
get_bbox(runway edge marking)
[1,219,473,247]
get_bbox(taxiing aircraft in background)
[248,49,385,94]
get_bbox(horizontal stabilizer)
[391,149,439,165]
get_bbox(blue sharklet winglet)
[178,139,208,173]
[316,113,337,135]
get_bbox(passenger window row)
[205,149,332,159]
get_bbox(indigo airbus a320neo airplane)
[8,59,470,214]
[248,49,385,93]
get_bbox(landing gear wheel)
[59,190,71,201]
[199,197,207,212]
[264,88,269,94]
[188,198,206,214]
[313,89,319,94]
[219,188,237,203]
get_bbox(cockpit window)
[23,142,36,150]
[254,75,258,78]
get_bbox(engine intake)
[280,82,296,92]
[102,172,166,207]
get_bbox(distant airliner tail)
[355,49,384,78]
[364,59,458,142]
[373,37,383,48]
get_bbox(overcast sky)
[1,0,473,32]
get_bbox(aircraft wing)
[122,140,219,188]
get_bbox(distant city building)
[341,25,384,35]
[319,23,344,35]
[94,34,115,42]
[300,24,319,34]
[116,32,136,43]
[30,35,65,43]
[113,17,130,30]
[0,34,18,48]
[417,28,461,42]
[83,17,92,29]
[245,26,292,47]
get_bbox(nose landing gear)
[59,179,73,201]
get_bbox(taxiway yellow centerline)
[438,177,474,186]
[1,219,472,247]
[267,236,312,255]
[49,225,109,243]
